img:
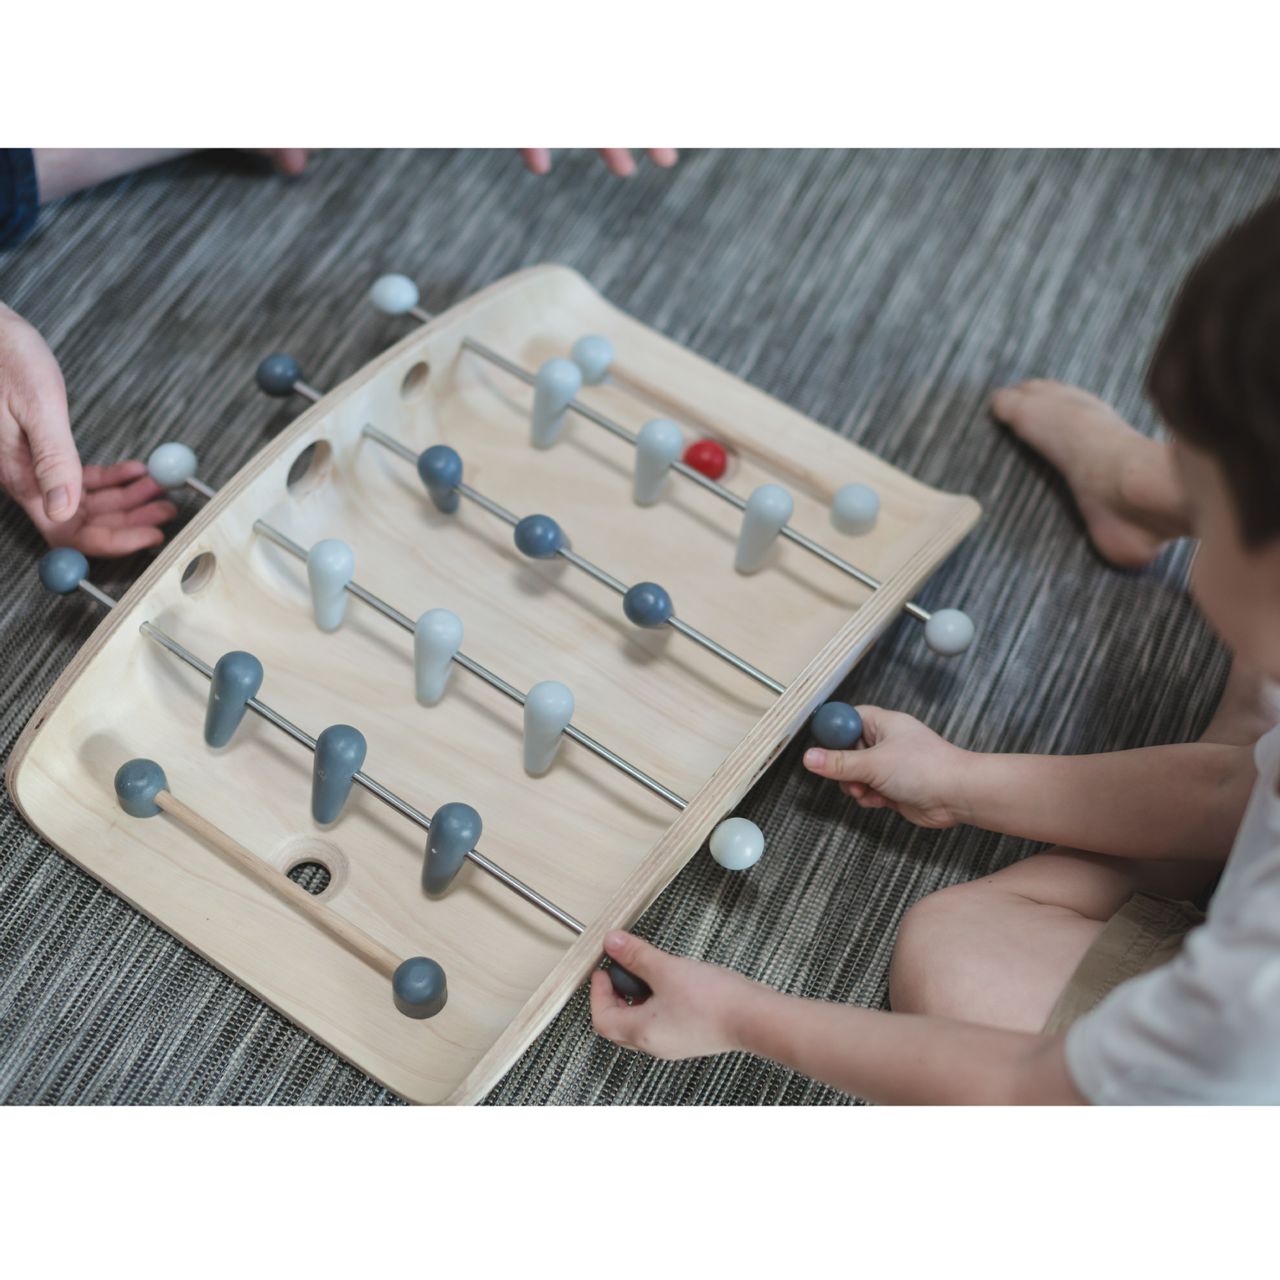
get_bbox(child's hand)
[520,149,679,177]
[590,931,759,1059]
[803,706,971,828]
[1,305,176,556]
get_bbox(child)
[591,196,1280,1104]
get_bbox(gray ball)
[38,547,88,595]
[623,581,674,628]
[114,758,168,818]
[255,353,302,397]
[393,956,448,1018]
[513,514,564,560]
[606,963,651,1001]
[811,701,863,750]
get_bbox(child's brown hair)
[1147,196,1280,547]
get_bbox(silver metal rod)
[77,580,118,610]
[556,546,630,596]
[457,481,520,526]
[459,334,933,624]
[74,585,586,934]
[251,517,687,809]
[361,425,786,695]
[363,423,418,464]
[186,477,217,501]
[294,381,323,403]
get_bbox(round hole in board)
[274,836,349,897]
[180,552,216,595]
[400,361,430,401]
[286,859,332,896]
[286,440,333,497]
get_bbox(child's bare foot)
[991,379,1191,568]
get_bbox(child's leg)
[889,658,1274,1033]
[888,848,1218,1032]
[991,379,1190,568]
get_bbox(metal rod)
[186,477,217,500]
[458,334,933,624]
[251,518,687,809]
[77,580,118,610]
[363,423,418,464]
[361,425,786,695]
[74,584,586,934]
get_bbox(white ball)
[146,442,198,489]
[924,608,976,656]
[830,482,879,535]
[709,817,765,871]
[571,334,615,385]
[369,273,421,316]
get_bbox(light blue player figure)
[531,358,583,449]
[414,608,464,705]
[523,680,574,775]
[735,483,794,573]
[307,538,355,632]
[633,419,684,506]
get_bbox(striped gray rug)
[1,149,1275,1105]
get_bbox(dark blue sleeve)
[0,149,39,251]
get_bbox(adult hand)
[0,304,175,555]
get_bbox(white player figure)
[307,539,355,632]
[735,483,794,573]
[414,609,464,705]
[523,680,575,775]
[633,419,684,505]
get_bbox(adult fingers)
[520,148,552,175]
[75,524,166,558]
[990,385,1025,423]
[82,473,167,515]
[91,499,178,528]
[82,459,148,491]
[645,149,678,168]
[597,149,637,177]
[21,388,81,522]
[272,149,309,176]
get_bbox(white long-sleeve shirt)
[1066,711,1280,1104]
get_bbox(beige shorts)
[1042,892,1206,1034]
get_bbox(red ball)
[683,437,729,480]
